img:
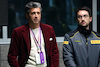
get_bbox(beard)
[79,22,90,29]
[80,21,89,28]
[81,25,88,28]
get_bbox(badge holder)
[36,53,41,64]
[40,52,44,64]
[36,52,44,64]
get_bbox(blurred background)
[0,0,94,38]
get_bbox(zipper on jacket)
[86,38,89,67]
[86,38,88,45]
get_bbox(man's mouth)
[81,21,85,24]
[34,19,38,21]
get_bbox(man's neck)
[86,27,89,30]
[28,22,40,29]
[78,25,91,37]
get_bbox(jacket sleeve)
[8,29,20,67]
[50,27,59,67]
[63,34,77,67]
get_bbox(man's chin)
[33,22,40,24]
[81,25,88,28]
[79,24,88,27]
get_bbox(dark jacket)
[8,23,59,67]
[63,26,100,67]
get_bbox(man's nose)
[81,16,85,20]
[35,13,38,17]
[34,13,38,18]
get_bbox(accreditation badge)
[36,53,41,64]
[40,52,44,64]
[36,52,44,64]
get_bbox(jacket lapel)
[40,23,50,52]
[22,24,31,55]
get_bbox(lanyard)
[29,26,42,53]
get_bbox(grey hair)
[25,1,42,14]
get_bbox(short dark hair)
[76,6,92,18]
[25,1,42,14]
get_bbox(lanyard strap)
[29,26,42,52]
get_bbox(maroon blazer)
[8,23,59,67]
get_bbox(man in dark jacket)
[63,6,100,67]
[8,1,59,67]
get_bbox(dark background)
[0,0,94,38]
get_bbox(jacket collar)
[78,25,92,37]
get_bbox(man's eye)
[84,15,88,17]
[77,16,82,18]
[37,12,40,14]
[31,12,35,15]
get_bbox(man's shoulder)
[92,31,100,37]
[65,28,79,37]
[13,24,28,31]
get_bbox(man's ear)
[90,16,92,22]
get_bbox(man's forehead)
[77,10,89,15]
[30,8,41,12]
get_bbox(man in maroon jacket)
[8,1,59,67]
